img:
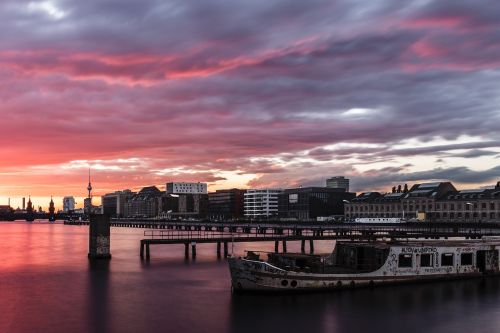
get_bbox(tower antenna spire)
[87,167,93,199]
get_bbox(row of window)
[347,212,500,219]
[398,253,472,268]
[349,202,500,212]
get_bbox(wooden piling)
[191,243,196,257]
[309,239,314,253]
[283,240,287,253]
[301,240,305,253]
[223,242,229,257]
[146,243,150,260]
[217,242,221,257]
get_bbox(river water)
[1,221,500,333]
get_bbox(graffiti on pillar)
[96,236,110,255]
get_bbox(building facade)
[0,205,12,215]
[123,186,163,218]
[166,182,208,194]
[345,181,500,222]
[244,189,283,218]
[326,176,350,192]
[278,187,356,221]
[177,193,209,218]
[101,190,135,217]
[208,189,246,220]
[62,196,76,212]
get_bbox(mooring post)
[88,214,111,260]
[184,243,189,258]
[223,241,229,258]
[191,242,197,257]
[301,239,305,253]
[145,243,150,260]
[309,239,314,253]
[217,242,221,257]
[283,240,287,253]
[275,241,279,253]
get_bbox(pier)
[139,223,500,260]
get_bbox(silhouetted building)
[101,190,135,217]
[63,196,75,212]
[177,193,209,218]
[326,176,350,192]
[0,205,12,215]
[160,194,179,214]
[166,182,207,194]
[278,187,356,221]
[84,198,93,214]
[208,189,246,220]
[124,186,162,218]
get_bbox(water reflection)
[229,278,500,333]
[87,260,111,333]
[2,222,500,333]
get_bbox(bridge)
[138,222,500,259]
[0,212,74,221]
[64,218,500,233]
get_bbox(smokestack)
[22,197,26,210]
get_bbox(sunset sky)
[1,0,499,209]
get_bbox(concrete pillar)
[309,239,314,253]
[224,242,229,258]
[140,241,144,259]
[283,240,287,253]
[301,240,305,253]
[217,242,221,257]
[88,214,111,260]
[275,241,279,253]
[184,243,189,258]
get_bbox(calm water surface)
[1,221,500,333]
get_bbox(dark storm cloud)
[350,165,500,192]
[0,0,499,192]
[447,149,500,159]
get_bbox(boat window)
[461,253,473,266]
[441,253,454,266]
[398,254,412,268]
[420,254,432,267]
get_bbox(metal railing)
[142,225,498,241]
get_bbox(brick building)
[345,181,500,222]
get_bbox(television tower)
[87,168,92,199]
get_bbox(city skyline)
[4,176,500,211]
[1,1,500,208]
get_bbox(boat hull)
[228,240,500,292]
[229,257,489,292]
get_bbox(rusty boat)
[228,238,500,292]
